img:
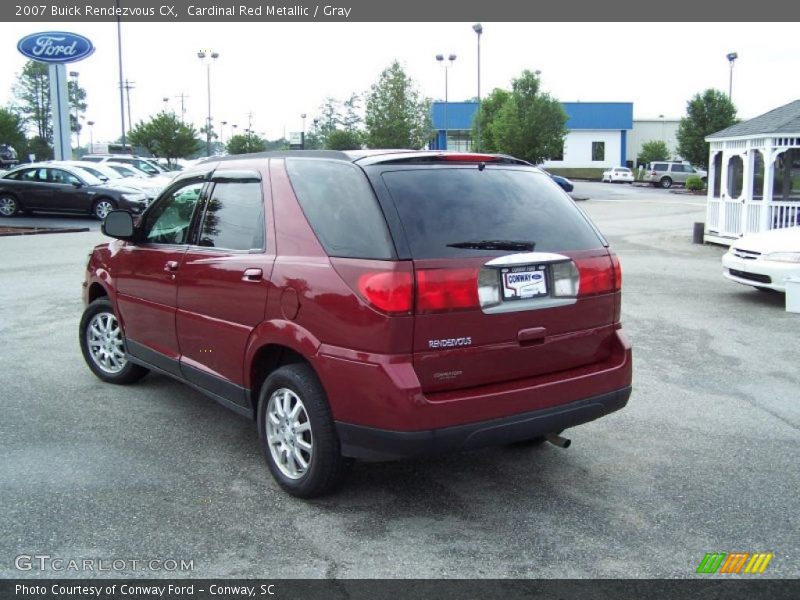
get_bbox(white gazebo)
[704,99,800,245]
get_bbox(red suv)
[80,151,632,497]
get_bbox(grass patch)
[545,168,606,180]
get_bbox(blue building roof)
[431,101,633,131]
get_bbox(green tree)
[677,89,737,168]
[326,128,362,150]
[471,88,510,153]
[128,112,200,162]
[0,108,27,152]
[638,139,671,165]
[318,96,340,140]
[488,70,567,164]
[226,133,266,154]
[12,61,87,145]
[364,61,432,149]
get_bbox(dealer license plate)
[501,265,548,300]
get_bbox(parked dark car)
[0,163,149,219]
[80,151,632,497]
[542,169,574,193]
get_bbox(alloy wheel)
[0,196,17,216]
[94,200,114,220]
[265,388,313,480]
[86,311,127,374]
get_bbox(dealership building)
[430,101,637,169]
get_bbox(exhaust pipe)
[546,433,571,448]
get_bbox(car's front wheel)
[258,364,350,498]
[0,194,19,217]
[79,298,149,384]
[92,198,116,220]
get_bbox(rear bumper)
[336,386,631,461]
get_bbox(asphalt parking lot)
[1,182,798,578]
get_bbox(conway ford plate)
[501,265,547,300]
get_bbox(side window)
[48,169,81,185]
[134,160,159,175]
[197,180,265,251]
[140,181,205,245]
[591,141,605,162]
[654,163,667,172]
[285,159,394,259]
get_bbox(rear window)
[381,167,604,259]
[286,159,395,259]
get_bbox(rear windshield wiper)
[446,240,535,251]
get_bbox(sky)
[1,21,799,145]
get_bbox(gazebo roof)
[707,99,800,139]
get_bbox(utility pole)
[122,79,136,135]
[174,92,189,123]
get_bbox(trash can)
[785,276,800,313]
[692,222,705,244]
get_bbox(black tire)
[92,197,116,220]
[257,363,350,498]
[0,193,19,217]
[79,297,149,384]
[660,176,673,189]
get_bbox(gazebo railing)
[770,201,800,230]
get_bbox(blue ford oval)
[17,31,95,64]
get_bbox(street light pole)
[436,53,457,150]
[726,52,738,101]
[87,120,94,153]
[301,113,307,149]
[472,23,482,152]
[198,50,219,157]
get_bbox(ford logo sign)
[17,31,95,64]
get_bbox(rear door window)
[380,167,604,259]
[286,159,394,259]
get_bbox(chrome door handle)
[242,268,263,281]
[164,261,179,272]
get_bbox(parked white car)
[602,167,635,183]
[722,226,800,292]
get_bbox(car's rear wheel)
[80,298,150,384]
[0,194,19,217]
[92,198,116,220]
[660,177,673,189]
[258,364,350,498]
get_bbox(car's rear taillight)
[357,271,414,314]
[331,258,414,315]
[416,268,480,313]
[552,260,580,297]
[575,255,621,296]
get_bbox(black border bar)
[3,0,799,22]
[2,579,800,600]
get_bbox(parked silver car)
[644,161,707,189]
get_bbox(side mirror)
[102,210,135,240]
[72,180,84,188]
